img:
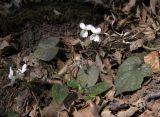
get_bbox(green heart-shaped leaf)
[115,56,152,96]
[34,37,59,61]
[67,79,80,89]
[77,64,99,88]
[84,82,112,100]
[52,84,69,104]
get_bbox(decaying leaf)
[101,108,115,117]
[34,36,59,61]
[144,51,160,73]
[150,0,158,14]
[95,54,106,73]
[138,22,155,41]
[59,110,69,117]
[41,101,63,117]
[100,58,115,85]
[139,110,153,117]
[111,51,122,64]
[129,39,144,51]
[122,0,136,14]
[29,105,38,117]
[73,101,100,117]
[0,40,9,50]
[115,56,152,96]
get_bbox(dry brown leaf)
[112,51,122,64]
[54,9,61,16]
[139,22,156,41]
[101,108,115,117]
[116,104,139,117]
[144,51,160,73]
[29,105,38,117]
[149,101,160,114]
[0,34,11,41]
[58,111,69,117]
[63,36,80,46]
[30,67,48,79]
[122,0,136,14]
[0,40,9,50]
[23,53,40,67]
[150,0,158,15]
[95,54,106,73]
[117,99,146,117]
[85,0,103,5]
[129,39,144,51]
[100,58,115,85]
[41,101,63,117]
[139,110,153,117]
[141,7,147,22]
[73,101,100,117]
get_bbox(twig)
[142,45,160,51]
[145,92,160,101]
[31,91,42,116]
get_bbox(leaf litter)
[0,0,160,117]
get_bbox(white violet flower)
[90,27,101,42]
[18,64,27,74]
[8,64,27,81]
[79,22,93,38]
[8,67,14,79]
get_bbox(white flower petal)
[80,30,88,38]
[8,67,14,79]
[21,64,27,73]
[89,34,96,40]
[91,26,96,33]
[94,35,100,42]
[86,24,93,30]
[79,23,86,30]
[91,27,101,34]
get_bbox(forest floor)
[0,0,160,117]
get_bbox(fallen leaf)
[138,22,155,41]
[130,39,144,51]
[122,0,136,14]
[115,56,152,96]
[59,111,69,117]
[150,0,158,14]
[29,105,38,117]
[117,106,139,117]
[85,0,103,5]
[95,54,106,73]
[54,9,61,16]
[41,101,63,117]
[100,58,115,85]
[144,51,160,73]
[73,101,100,117]
[0,40,9,50]
[112,51,122,64]
[101,108,115,117]
[139,110,153,117]
[23,53,40,67]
